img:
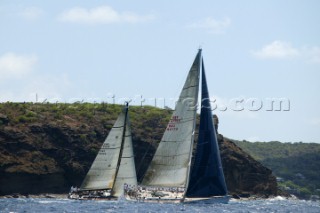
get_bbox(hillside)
[0,102,278,197]
[233,140,320,199]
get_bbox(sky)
[0,0,319,143]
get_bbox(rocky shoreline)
[0,103,279,197]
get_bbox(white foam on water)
[37,198,72,204]
[1,198,320,213]
[268,196,286,201]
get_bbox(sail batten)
[153,152,190,157]
[160,140,193,143]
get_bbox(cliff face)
[219,136,277,195]
[0,103,277,196]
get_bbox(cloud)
[20,7,44,20]
[252,41,320,64]
[0,52,72,103]
[0,53,38,80]
[58,5,154,24]
[186,17,231,34]
[0,73,72,103]
[252,41,300,59]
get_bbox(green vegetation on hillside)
[1,102,280,196]
[233,140,320,199]
[0,102,173,156]
[0,102,172,140]
[0,102,175,194]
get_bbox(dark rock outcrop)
[219,135,277,196]
[0,113,9,125]
[0,103,278,197]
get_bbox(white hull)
[68,189,117,200]
[69,195,117,201]
[125,196,182,203]
[123,185,230,204]
[124,184,184,203]
[183,196,230,204]
[125,195,230,204]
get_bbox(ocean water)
[0,197,319,213]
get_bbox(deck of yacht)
[124,185,184,203]
[123,185,229,203]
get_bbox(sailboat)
[124,49,229,203]
[69,103,137,200]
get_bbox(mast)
[183,48,202,197]
[111,102,129,195]
[112,103,137,196]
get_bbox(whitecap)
[268,196,286,201]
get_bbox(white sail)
[80,108,126,191]
[142,50,201,187]
[112,115,138,196]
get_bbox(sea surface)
[0,197,319,213]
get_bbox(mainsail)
[142,49,201,187]
[80,104,137,196]
[186,59,228,197]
